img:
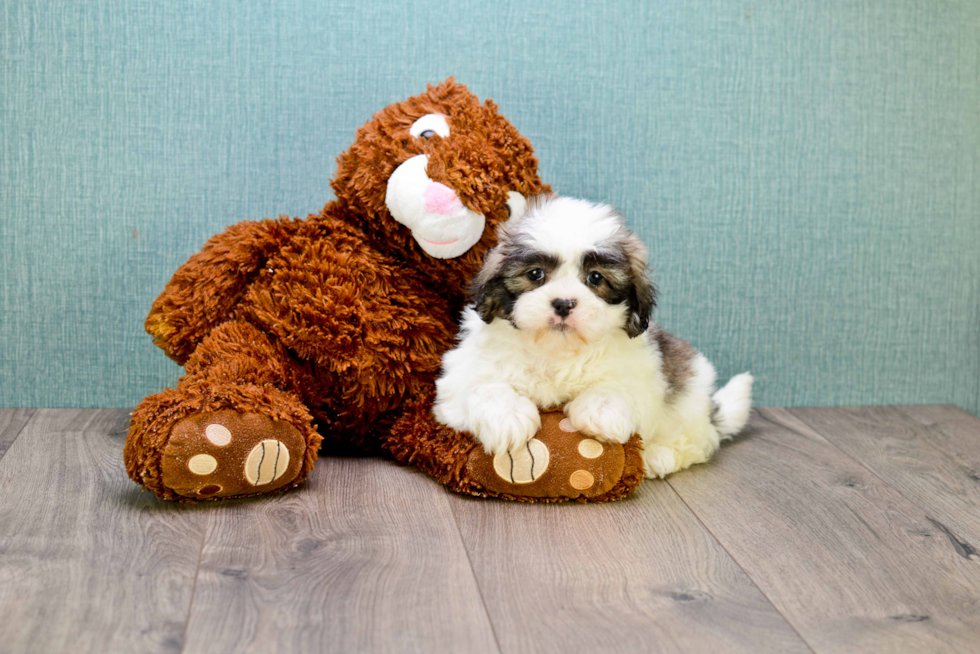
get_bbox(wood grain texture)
[181,457,499,654]
[5,406,980,653]
[0,408,35,461]
[449,478,811,654]
[668,407,980,654]
[898,405,980,459]
[789,406,980,545]
[0,409,210,654]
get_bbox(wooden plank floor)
[0,406,978,654]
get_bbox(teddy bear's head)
[329,78,549,288]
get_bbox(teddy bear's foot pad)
[465,409,628,500]
[161,410,305,499]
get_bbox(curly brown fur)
[146,217,303,364]
[126,320,322,500]
[333,81,548,293]
[126,79,643,503]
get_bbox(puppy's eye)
[587,271,604,286]
[420,130,435,139]
[527,268,545,282]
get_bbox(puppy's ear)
[472,277,513,323]
[626,274,657,338]
[470,248,513,323]
[621,230,657,338]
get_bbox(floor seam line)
[0,408,37,465]
[178,509,212,654]
[446,495,506,654]
[664,478,818,654]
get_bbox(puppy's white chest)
[505,352,608,409]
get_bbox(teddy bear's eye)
[410,114,450,139]
[527,268,545,282]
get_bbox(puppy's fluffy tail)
[711,373,754,439]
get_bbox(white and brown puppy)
[433,194,754,478]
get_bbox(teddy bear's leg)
[125,320,322,501]
[383,386,646,503]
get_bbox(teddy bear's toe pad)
[161,410,305,499]
[492,439,550,484]
[466,409,628,500]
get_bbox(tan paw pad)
[187,454,218,475]
[205,423,232,446]
[244,439,291,486]
[577,438,603,459]
[569,469,595,490]
[492,439,550,484]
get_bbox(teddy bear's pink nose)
[424,182,465,215]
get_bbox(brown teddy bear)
[124,79,645,502]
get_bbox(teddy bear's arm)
[146,217,302,364]
[242,234,457,380]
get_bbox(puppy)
[433,194,753,478]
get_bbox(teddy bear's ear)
[504,191,527,223]
[513,192,555,223]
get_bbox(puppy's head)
[472,194,656,351]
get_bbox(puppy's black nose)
[551,298,577,318]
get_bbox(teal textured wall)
[2,0,978,413]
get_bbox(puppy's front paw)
[471,394,542,456]
[565,390,635,444]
